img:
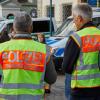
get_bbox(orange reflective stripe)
[81,35,100,52]
[1,51,46,72]
[3,64,44,72]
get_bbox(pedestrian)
[63,3,100,100]
[37,33,52,94]
[37,33,46,43]
[0,12,57,100]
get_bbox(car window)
[32,20,54,33]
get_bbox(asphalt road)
[45,74,66,100]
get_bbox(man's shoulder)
[0,40,13,51]
[0,40,11,46]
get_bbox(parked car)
[47,9,100,72]
[0,17,57,40]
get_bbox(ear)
[78,16,83,22]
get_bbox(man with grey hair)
[0,12,57,100]
[13,12,33,33]
[63,3,100,100]
[72,3,92,31]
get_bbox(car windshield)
[54,18,72,35]
[57,20,75,36]
[54,18,75,36]
[54,14,100,37]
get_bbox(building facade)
[37,0,99,26]
[0,0,37,18]
[37,0,75,26]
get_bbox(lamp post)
[50,0,52,36]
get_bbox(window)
[31,20,55,40]
[46,6,55,17]
[62,4,72,21]
[32,20,54,33]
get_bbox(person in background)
[0,12,57,100]
[63,3,100,100]
[37,33,45,43]
[37,33,52,93]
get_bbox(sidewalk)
[46,75,66,100]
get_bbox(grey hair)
[13,12,32,32]
[72,3,92,20]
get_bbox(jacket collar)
[13,33,32,39]
[79,21,95,31]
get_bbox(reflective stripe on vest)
[76,64,98,70]
[0,83,43,89]
[71,33,82,47]
[71,27,100,88]
[72,73,100,80]
[0,94,42,100]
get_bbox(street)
[46,74,66,100]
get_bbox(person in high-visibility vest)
[63,3,100,100]
[0,12,57,100]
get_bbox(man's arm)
[44,46,57,84]
[62,37,80,74]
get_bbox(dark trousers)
[71,95,100,100]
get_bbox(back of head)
[72,3,92,21]
[13,12,32,33]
